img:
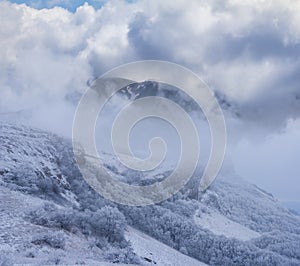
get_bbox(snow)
[1,122,300,265]
[194,209,260,241]
[0,184,207,265]
[0,186,111,265]
[125,227,207,266]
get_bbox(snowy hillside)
[0,185,207,265]
[125,227,207,266]
[1,122,300,265]
[194,209,260,241]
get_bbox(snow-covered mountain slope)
[194,209,260,241]
[1,122,300,265]
[125,227,207,266]
[1,182,206,266]
[200,174,300,234]
[0,186,113,265]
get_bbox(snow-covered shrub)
[252,231,300,260]
[69,179,109,212]
[123,202,296,265]
[87,236,110,250]
[28,203,74,231]
[84,206,126,244]
[31,232,65,249]
[3,163,62,198]
[36,177,61,195]
[104,246,141,264]
[28,203,127,247]
[161,198,198,218]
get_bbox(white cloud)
[1,0,299,111]
[123,0,300,132]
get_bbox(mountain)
[281,201,300,216]
[0,122,300,265]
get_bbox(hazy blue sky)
[1,0,300,203]
[7,0,107,11]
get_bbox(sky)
[0,0,299,203]
[7,0,108,11]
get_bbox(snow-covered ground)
[0,186,111,265]
[0,184,207,266]
[125,227,207,266]
[194,209,260,241]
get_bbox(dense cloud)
[1,0,300,129]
